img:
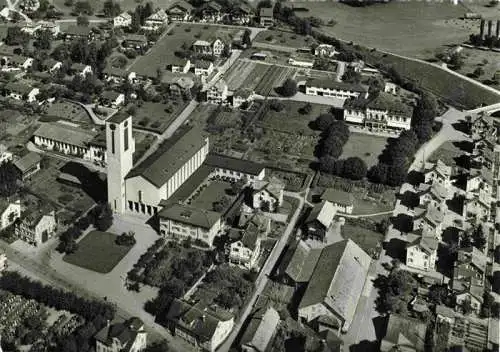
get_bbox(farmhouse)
[314,44,338,58]
[259,7,274,27]
[207,80,228,104]
[13,152,41,181]
[192,38,226,57]
[305,79,369,100]
[381,315,426,352]
[251,177,284,212]
[205,154,265,182]
[4,82,39,102]
[15,208,56,246]
[95,317,147,352]
[113,12,132,28]
[320,188,355,214]
[297,239,371,332]
[343,92,413,132]
[200,1,223,23]
[166,298,234,352]
[143,9,169,30]
[284,240,322,285]
[241,307,280,352]
[107,114,209,215]
[405,235,438,271]
[304,200,337,242]
[63,25,94,41]
[32,122,106,164]
[167,1,193,21]
[0,198,21,231]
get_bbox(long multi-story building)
[305,79,369,99]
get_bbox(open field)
[63,231,132,273]
[42,101,92,126]
[189,180,234,212]
[224,60,257,91]
[291,1,472,58]
[340,132,388,168]
[255,65,296,96]
[455,47,500,91]
[130,101,188,133]
[130,23,239,77]
[253,29,316,50]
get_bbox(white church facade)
[106,114,209,216]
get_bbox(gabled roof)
[381,314,426,352]
[124,34,147,43]
[168,0,194,13]
[126,126,207,188]
[205,154,264,176]
[344,92,413,117]
[253,176,284,200]
[101,90,122,101]
[158,203,221,230]
[241,307,280,352]
[307,79,368,93]
[146,8,168,22]
[424,159,452,179]
[406,236,438,254]
[94,318,143,347]
[305,200,337,229]
[166,299,233,343]
[64,25,92,36]
[299,239,371,328]
[103,66,129,78]
[13,152,41,173]
[115,12,131,20]
[457,246,487,273]
[285,240,322,282]
[5,81,35,95]
[33,122,97,148]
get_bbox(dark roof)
[126,126,207,187]
[94,318,143,347]
[158,203,221,230]
[306,78,368,93]
[103,66,129,78]
[101,90,122,101]
[107,112,130,124]
[33,122,97,148]
[64,25,92,36]
[70,62,89,71]
[5,81,35,95]
[344,92,413,117]
[166,299,233,343]
[14,152,41,173]
[168,0,194,12]
[205,154,264,176]
[320,188,355,206]
[381,314,426,351]
[240,307,280,352]
[124,34,147,43]
[285,241,323,282]
[304,200,336,229]
[260,7,273,18]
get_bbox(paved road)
[216,191,306,352]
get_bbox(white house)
[232,88,254,108]
[95,317,146,352]
[169,58,191,74]
[15,209,56,246]
[229,215,270,269]
[406,236,438,271]
[4,82,39,102]
[113,12,132,28]
[0,144,12,164]
[103,67,137,84]
[100,90,125,108]
[167,1,193,21]
[193,38,226,57]
[205,154,265,182]
[193,60,214,77]
[207,80,228,104]
[71,63,92,77]
[314,44,338,58]
[424,159,453,188]
[306,79,369,100]
[320,188,355,214]
[0,199,21,231]
[143,9,169,30]
[288,53,315,68]
[252,177,285,212]
[343,92,413,133]
[166,298,234,352]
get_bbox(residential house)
[143,9,169,30]
[32,122,106,164]
[412,205,446,241]
[229,214,269,269]
[0,144,12,164]
[0,248,6,271]
[0,55,33,71]
[241,307,280,352]
[70,63,92,77]
[230,4,253,25]
[205,154,266,182]
[3,82,39,102]
[288,53,315,68]
[165,298,234,352]
[192,38,226,57]
[304,200,337,241]
[169,58,191,74]
[320,188,355,214]
[122,34,149,52]
[167,1,193,21]
[423,159,453,188]
[200,1,223,23]
[94,317,147,352]
[488,318,499,352]
[207,80,228,104]
[471,113,496,140]
[42,58,62,73]
[251,176,285,212]
[20,0,39,12]
[113,12,132,28]
[297,239,371,332]
[167,75,194,99]
[384,82,397,94]
[37,21,60,36]
[103,67,137,84]
[259,7,274,27]
[0,7,11,20]
[314,44,338,58]
[13,152,41,180]
[380,314,427,352]
[232,88,254,108]
[306,79,369,100]
[406,235,438,271]
[0,198,21,230]
[283,240,323,285]
[158,203,223,247]
[15,208,56,246]
[417,182,450,207]
[463,192,491,222]
[100,90,125,108]
[63,25,94,41]
[466,168,493,194]
[193,60,214,77]
[343,92,413,132]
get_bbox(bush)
[269,99,284,112]
[116,231,136,246]
[279,78,298,97]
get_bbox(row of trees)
[469,33,500,49]
[0,161,20,197]
[272,1,322,35]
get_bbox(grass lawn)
[340,132,388,168]
[455,47,500,91]
[254,29,316,49]
[131,101,188,133]
[63,231,132,274]
[43,101,92,125]
[428,140,463,166]
[52,0,176,15]
[292,1,469,58]
[189,180,233,211]
[130,22,239,77]
[341,222,384,256]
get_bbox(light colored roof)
[489,318,499,345]
[305,200,337,229]
[299,239,371,327]
[285,240,322,282]
[193,39,211,47]
[381,314,426,352]
[13,152,41,173]
[147,8,168,21]
[424,159,452,179]
[307,79,369,93]
[33,122,97,148]
[243,307,280,352]
[115,12,131,20]
[458,247,487,273]
[253,176,284,200]
[158,203,221,230]
[407,236,438,254]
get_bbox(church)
[106,113,209,216]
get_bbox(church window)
[124,126,129,151]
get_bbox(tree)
[230,179,245,195]
[77,15,89,26]
[94,202,113,231]
[102,0,121,17]
[460,299,473,315]
[73,0,93,15]
[299,102,312,115]
[5,27,29,46]
[34,29,52,50]
[473,67,485,78]
[213,196,230,212]
[0,161,20,197]
[279,78,297,97]
[472,226,486,250]
[318,155,337,174]
[314,113,335,131]
[448,52,464,69]
[342,157,367,180]
[242,29,252,48]
[342,68,362,84]
[145,340,170,352]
